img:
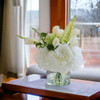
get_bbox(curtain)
[0,0,4,85]
[1,0,26,78]
[14,0,25,78]
[1,0,49,80]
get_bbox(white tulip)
[53,37,59,47]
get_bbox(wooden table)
[2,74,100,100]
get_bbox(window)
[70,0,100,68]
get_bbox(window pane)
[25,0,39,37]
[70,0,100,68]
[70,0,100,22]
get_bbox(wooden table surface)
[2,74,100,100]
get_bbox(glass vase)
[46,71,70,86]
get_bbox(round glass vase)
[46,71,70,86]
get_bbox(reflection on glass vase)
[46,71,70,86]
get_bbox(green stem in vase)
[54,72,62,86]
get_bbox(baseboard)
[7,72,17,78]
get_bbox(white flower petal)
[53,37,59,47]
[52,26,59,34]
[57,29,64,37]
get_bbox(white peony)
[71,47,84,70]
[53,37,59,47]
[24,38,34,44]
[34,47,49,70]
[55,44,72,60]
[35,45,83,73]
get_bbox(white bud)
[53,37,59,47]
[52,26,59,34]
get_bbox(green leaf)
[17,35,26,39]
[40,32,47,38]
[32,27,40,35]
[47,44,54,50]
[45,34,56,45]
[55,45,59,49]
[36,42,43,47]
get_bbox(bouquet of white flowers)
[18,16,83,86]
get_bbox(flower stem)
[54,72,62,86]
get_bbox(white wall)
[39,0,50,33]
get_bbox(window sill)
[71,67,100,82]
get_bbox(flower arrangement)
[18,16,83,85]
[18,15,83,73]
